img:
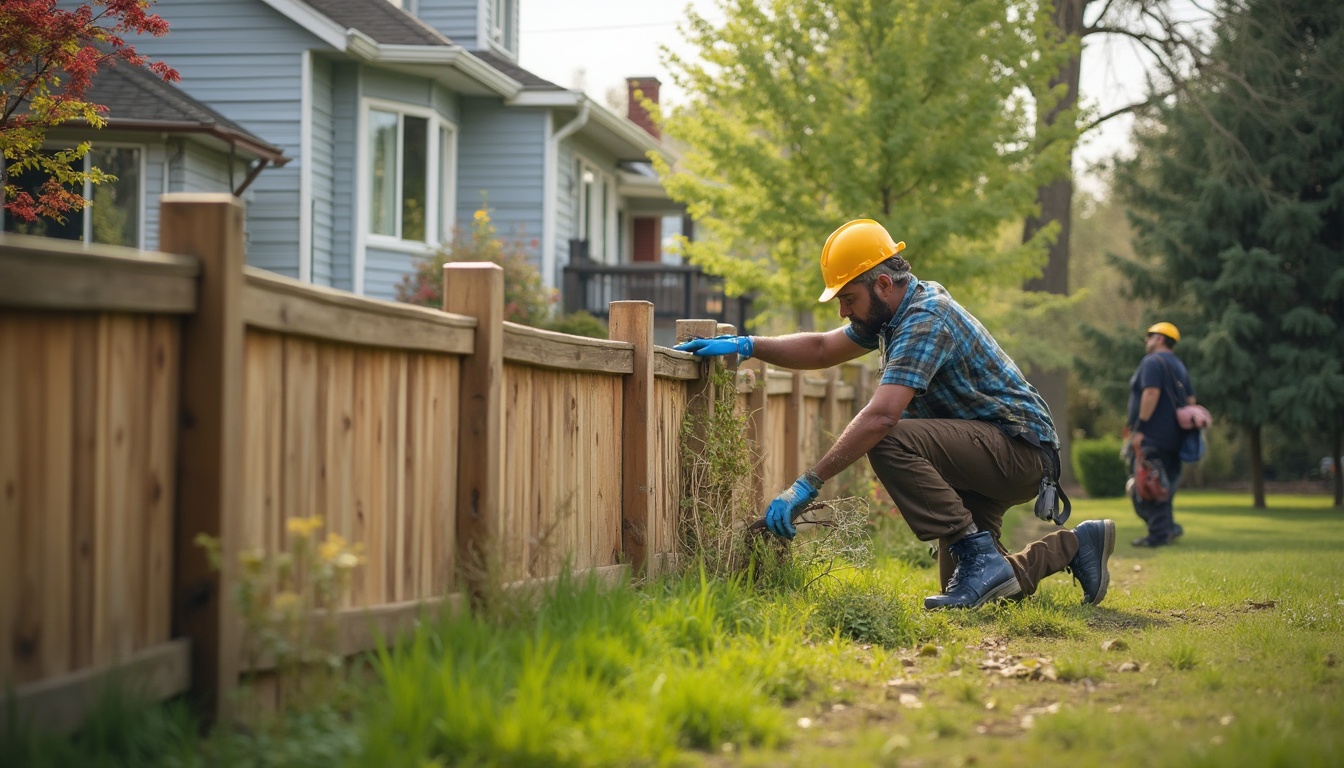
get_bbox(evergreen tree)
[1113,0,1344,507]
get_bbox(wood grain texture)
[503,322,633,374]
[0,234,197,313]
[243,268,475,354]
[163,194,246,719]
[609,302,655,574]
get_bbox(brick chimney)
[625,76,661,140]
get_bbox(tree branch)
[1080,88,1175,133]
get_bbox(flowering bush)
[397,206,556,327]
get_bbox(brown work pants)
[866,419,1078,596]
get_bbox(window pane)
[2,150,83,241]
[401,115,427,242]
[369,109,398,236]
[90,147,141,247]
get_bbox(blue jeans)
[1132,448,1182,541]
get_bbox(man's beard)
[848,284,895,338]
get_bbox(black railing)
[562,259,754,333]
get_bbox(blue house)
[116,0,689,301]
[1,63,288,250]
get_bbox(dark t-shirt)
[1127,351,1194,453]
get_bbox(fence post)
[162,193,245,721]
[443,263,503,601]
[784,370,805,481]
[610,301,655,575]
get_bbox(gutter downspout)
[542,99,589,294]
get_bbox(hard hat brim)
[818,284,841,303]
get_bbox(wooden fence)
[0,194,868,732]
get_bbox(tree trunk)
[1023,0,1085,483]
[1249,425,1265,509]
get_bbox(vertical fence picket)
[610,301,655,575]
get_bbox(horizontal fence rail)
[0,197,871,732]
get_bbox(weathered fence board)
[2,214,872,730]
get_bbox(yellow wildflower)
[319,532,349,562]
[473,208,489,223]
[286,516,324,537]
[335,552,362,570]
[238,549,266,575]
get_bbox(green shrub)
[396,204,556,326]
[1072,436,1128,498]
[544,310,608,339]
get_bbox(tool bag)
[1155,355,1210,463]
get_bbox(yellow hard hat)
[1147,321,1180,342]
[818,219,906,302]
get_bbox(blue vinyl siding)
[457,98,545,270]
[127,0,327,276]
[311,56,337,287]
[413,0,480,47]
[363,245,434,300]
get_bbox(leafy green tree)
[1113,0,1344,507]
[656,0,1075,330]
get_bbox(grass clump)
[809,571,920,648]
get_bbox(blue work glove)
[673,334,754,359]
[764,472,821,539]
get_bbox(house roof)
[298,0,452,47]
[470,50,564,91]
[86,62,289,165]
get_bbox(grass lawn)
[7,491,1342,767]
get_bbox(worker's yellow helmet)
[1147,321,1180,343]
[818,219,906,302]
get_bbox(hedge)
[1072,437,1129,498]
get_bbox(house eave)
[349,37,522,98]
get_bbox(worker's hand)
[764,474,820,539]
[673,334,754,359]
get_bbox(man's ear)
[876,273,895,297]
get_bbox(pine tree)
[1114,0,1344,507]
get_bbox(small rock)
[1118,661,1141,673]
[797,717,813,729]
[898,693,923,709]
[1101,638,1128,652]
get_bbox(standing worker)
[676,219,1115,609]
[1127,322,1196,547]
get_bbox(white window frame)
[358,98,456,253]
[1,141,146,249]
[574,154,616,264]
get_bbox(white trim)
[257,0,348,50]
[299,50,313,283]
[507,91,581,108]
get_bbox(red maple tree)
[1,0,178,223]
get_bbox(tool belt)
[1015,430,1071,526]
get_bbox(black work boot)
[923,531,1022,610]
[1068,519,1115,605]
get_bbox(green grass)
[6,491,1342,767]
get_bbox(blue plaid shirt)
[843,275,1058,447]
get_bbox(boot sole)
[1088,520,1116,606]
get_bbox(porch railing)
[562,260,754,333]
